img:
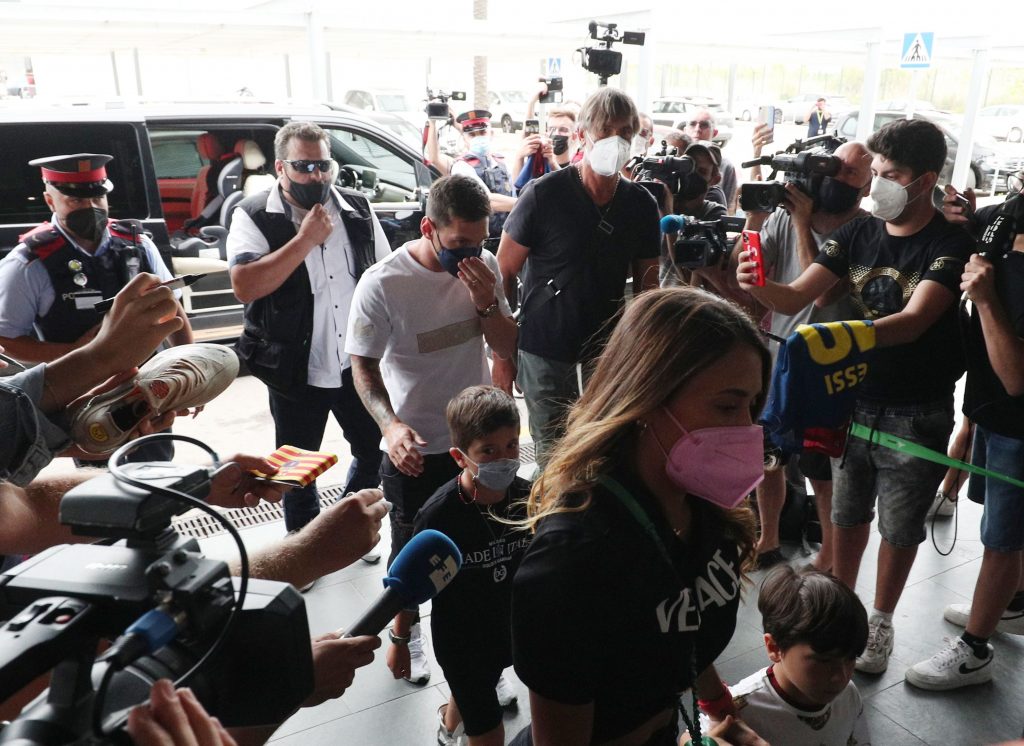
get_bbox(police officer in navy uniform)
[0,153,193,461]
[451,110,517,238]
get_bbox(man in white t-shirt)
[346,174,517,684]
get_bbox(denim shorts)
[831,400,954,547]
[969,425,1024,551]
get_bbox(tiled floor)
[198,492,1024,746]
[108,374,1023,744]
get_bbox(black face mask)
[678,172,708,201]
[817,176,862,214]
[64,207,108,242]
[552,135,570,156]
[287,176,331,210]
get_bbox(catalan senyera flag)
[254,445,338,487]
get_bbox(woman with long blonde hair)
[511,287,771,746]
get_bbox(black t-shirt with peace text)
[814,212,974,404]
[413,476,532,675]
[504,166,661,363]
[511,466,744,742]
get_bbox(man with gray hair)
[228,121,391,540]
[496,87,661,464]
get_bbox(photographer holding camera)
[731,135,873,571]
[657,141,728,286]
[682,109,738,211]
[736,118,975,675]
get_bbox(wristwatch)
[476,301,500,318]
[388,628,410,646]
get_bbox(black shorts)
[798,451,833,482]
[446,663,504,736]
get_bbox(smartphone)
[524,119,540,136]
[758,105,776,144]
[742,230,766,287]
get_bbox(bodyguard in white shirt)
[228,122,389,539]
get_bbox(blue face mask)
[429,221,482,277]
[468,135,491,158]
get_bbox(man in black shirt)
[737,118,974,674]
[495,88,661,465]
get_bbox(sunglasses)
[284,159,333,173]
[687,120,712,129]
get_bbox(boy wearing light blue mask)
[387,384,530,746]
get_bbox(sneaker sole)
[905,667,993,691]
[854,657,890,674]
[944,604,1024,635]
[70,344,238,454]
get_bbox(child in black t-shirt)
[385,385,531,746]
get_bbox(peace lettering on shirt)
[655,548,741,634]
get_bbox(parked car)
[341,88,420,127]
[650,96,734,146]
[0,101,441,342]
[976,104,1024,143]
[487,90,531,133]
[876,99,946,114]
[733,100,783,123]
[778,94,853,125]
[831,108,1024,195]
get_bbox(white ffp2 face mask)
[630,134,649,158]
[586,134,631,176]
[870,174,925,221]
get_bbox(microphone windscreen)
[384,529,462,605]
[660,214,686,234]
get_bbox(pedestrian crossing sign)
[900,32,934,69]
[547,57,562,77]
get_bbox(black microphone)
[343,529,462,638]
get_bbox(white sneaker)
[361,547,382,564]
[928,491,956,518]
[944,603,1024,635]
[495,671,518,709]
[70,343,238,455]
[406,623,430,685]
[436,704,467,746]
[905,636,994,690]
[855,616,895,673]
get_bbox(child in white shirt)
[706,566,871,745]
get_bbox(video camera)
[538,76,563,105]
[425,87,467,121]
[0,449,313,745]
[578,20,645,86]
[632,144,695,204]
[661,214,746,269]
[739,134,846,213]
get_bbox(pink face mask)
[652,408,765,509]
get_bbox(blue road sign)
[901,32,934,69]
